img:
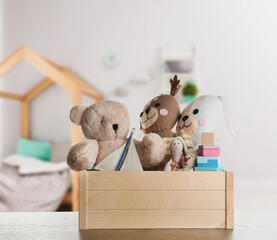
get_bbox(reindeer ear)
[170,75,182,96]
[70,105,87,126]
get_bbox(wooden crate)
[79,171,234,229]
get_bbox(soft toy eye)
[193,109,199,115]
[154,103,160,107]
[140,112,143,117]
[177,114,182,121]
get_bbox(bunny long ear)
[218,96,238,137]
[176,137,188,154]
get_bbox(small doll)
[180,148,198,171]
[164,137,188,171]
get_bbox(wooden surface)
[0,45,25,77]
[87,190,226,210]
[86,210,225,229]
[79,171,87,229]
[82,171,229,229]
[0,212,276,240]
[86,171,226,190]
[226,171,234,229]
[0,91,23,100]
[201,132,215,146]
[20,100,29,138]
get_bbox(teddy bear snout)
[112,124,118,132]
[182,115,189,122]
[145,108,150,114]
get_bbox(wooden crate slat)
[86,171,226,190]
[226,171,234,229]
[86,190,225,210]
[86,210,226,229]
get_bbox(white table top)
[0,211,276,240]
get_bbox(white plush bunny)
[176,95,237,148]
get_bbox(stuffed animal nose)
[145,108,150,114]
[184,158,189,163]
[182,115,189,122]
[113,124,118,132]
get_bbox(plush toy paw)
[67,140,99,171]
[139,133,165,168]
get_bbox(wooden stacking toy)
[195,132,223,171]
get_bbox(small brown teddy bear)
[67,100,165,171]
[139,75,181,138]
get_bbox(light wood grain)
[24,47,77,93]
[0,91,23,101]
[86,171,226,190]
[86,190,225,210]
[201,132,215,146]
[79,171,87,229]
[20,100,29,138]
[61,68,104,101]
[0,46,26,77]
[23,77,53,101]
[226,171,234,229]
[86,210,225,229]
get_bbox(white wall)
[1,0,276,179]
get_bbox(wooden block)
[86,171,226,191]
[197,156,220,164]
[226,171,234,229]
[199,145,220,149]
[198,148,220,157]
[86,210,226,229]
[197,161,220,168]
[87,191,225,210]
[194,167,224,171]
[201,133,215,146]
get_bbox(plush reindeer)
[139,75,181,138]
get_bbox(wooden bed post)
[0,46,105,212]
[71,90,82,212]
[20,100,29,138]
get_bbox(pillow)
[17,137,51,162]
[50,141,70,163]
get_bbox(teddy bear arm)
[67,140,99,171]
[135,133,165,168]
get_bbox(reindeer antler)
[170,75,181,96]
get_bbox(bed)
[0,141,71,212]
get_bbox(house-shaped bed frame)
[0,46,104,211]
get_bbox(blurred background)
[0,0,276,212]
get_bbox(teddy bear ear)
[70,105,87,126]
